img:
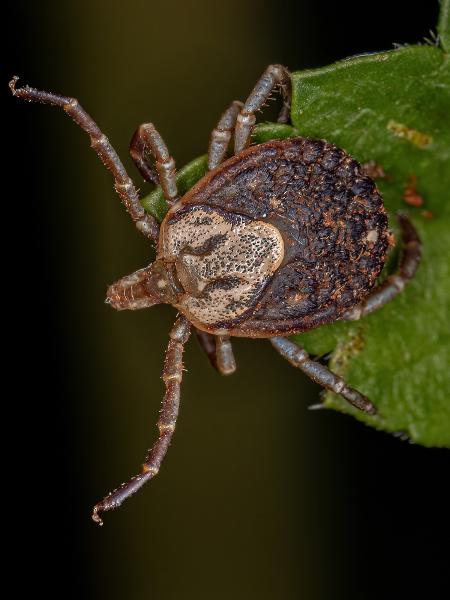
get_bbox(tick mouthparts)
[105,266,164,311]
[105,260,182,311]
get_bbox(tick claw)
[9,76,18,93]
[92,506,104,526]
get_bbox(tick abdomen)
[161,138,390,337]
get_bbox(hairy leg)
[10,77,159,242]
[92,315,191,525]
[195,330,236,375]
[208,100,243,170]
[234,64,291,154]
[270,337,376,414]
[129,123,178,205]
[342,214,421,321]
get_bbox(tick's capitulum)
[10,65,421,525]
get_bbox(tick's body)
[162,138,390,337]
[10,65,421,525]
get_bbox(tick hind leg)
[195,330,236,375]
[129,123,178,206]
[234,64,292,154]
[342,214,421,321]
[92,315,191,525]
[9,77,159,243]
[270,337,376,414]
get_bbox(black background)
[4,1,449,598]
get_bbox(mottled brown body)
[163,138,390,336]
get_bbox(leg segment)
[92,315,191,525]
[195,330,236,375]
[129,123,178,205]
[234,64,291,154]
[270,337,376,414]
[9,77,159,242]
[342,214,421,321]
[208,100,243,170]
[216,336,236,375]
[129,127,159,185]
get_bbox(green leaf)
[290,45,450,447]
[140,14,450,447]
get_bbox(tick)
[10,65,421,525]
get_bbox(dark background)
[4,1,448,598]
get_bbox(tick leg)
[270,337,376,414]
[129,127,159,185]
[342,214,421,321]
[92,315,191,525]
[195,330,217,370]
[129,123,178,205]
[234,64,291,154]
[208,100,243,170]
[9,77,159,242]
[215,336,236,375]
[195,330,236,375]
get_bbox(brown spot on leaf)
[403,174,425,207]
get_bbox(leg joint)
[212,128,232,141]
[158,422,176,433]
[91,133,109,148]
[163,372,183,383]
[116,180,134,191]
[389,275,406,291]
[142,464,159,475]
[237,113,256,127]
[65,98,79,110]
[333,379,345,394]
[342,305,363,321]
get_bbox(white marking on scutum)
[161,207,285,325]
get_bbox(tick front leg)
[9,77,159,243]
[234,64,291,154]
[129,123,178,205]
[342,214,421,321]
[208,100,243,170]
[92,315,191,525]
[195,330,236,375]
[270,337,376,414]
